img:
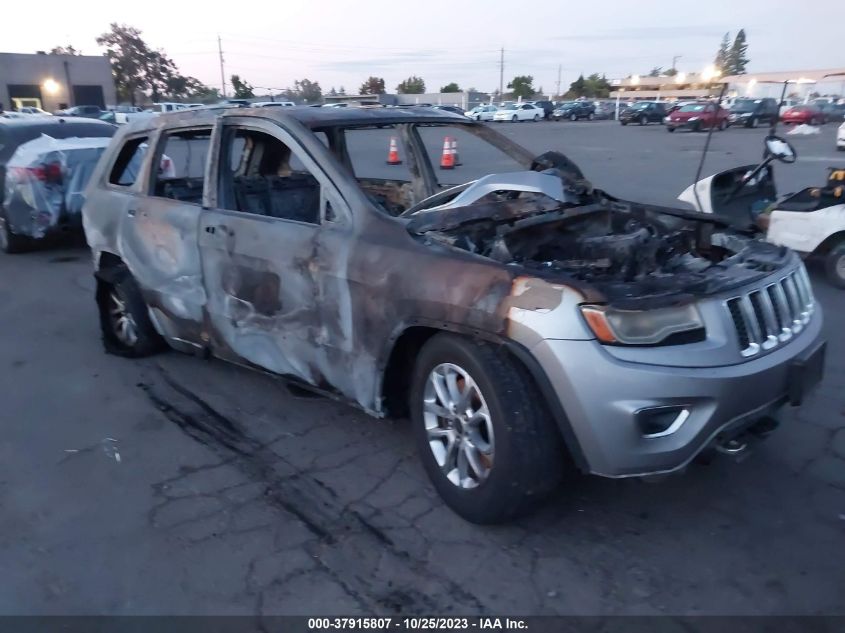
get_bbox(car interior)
[218,128,321,224]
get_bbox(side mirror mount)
[765,135,797,164]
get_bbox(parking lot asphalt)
[1,120,844,616]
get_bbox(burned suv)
[82,107,825,523]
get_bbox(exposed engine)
[412,189,793,308]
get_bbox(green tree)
[507,75,534,99]
[648,66,662,77]
[663,68,678,77]
[714,32,731,75]
[727,29,750,75]
[359,76,386,94]
[230,74,254,99]
[293,78,322,102]
[328,86,338,97]
[440,82,461,93]
[396,76,426,94]
[50,45,80,55]
[338,86,347,96]
[97,24,149,104]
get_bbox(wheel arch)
[813,230,845,255]
[377,321,589,472]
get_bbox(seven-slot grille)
[725,266,815,358]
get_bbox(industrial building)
[0,51,116,112]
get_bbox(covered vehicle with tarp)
[0,117,115,253]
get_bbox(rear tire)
[0,211,32,254]
[410,333,564,524]
[825,242,845,289]
[96,269,165,357]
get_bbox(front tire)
[511,115,518,122]
[96,269,165,357]
[639,115,647,126]
[570,114,577,122]
[533,114,540,122]
[588,113,594,121]
[825,242,845,288]
[410,333,564,524]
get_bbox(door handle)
[205,225,233,236]
[205,225,216,234]
[127,206,137,217]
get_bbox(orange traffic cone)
[386,136,402,165]
[440,136,455,170]
[450,137,462,166]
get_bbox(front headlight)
[689,116,699,121]
[580,304,704,345]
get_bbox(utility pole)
[218,34,226,98]
[555,64,562,97]
[499,47,504,100]
[672,55,682,74]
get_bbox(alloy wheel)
[422,363,494,489]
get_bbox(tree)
[648,66,662,77]
[329,87,338,97]
[97,23,215,105]
[440,82,461,93]
[338,86,347,96]
[663,68,678,77]
[714,32,731,75]
[507,75,534,99]
[396,76,426,94]
[359,76,386,95]
[230,75,254,99]
[50,45,80,55]
[97,24,149,104]
[727,29,750,75]
[293,78,322,102]
[565,73,611,99]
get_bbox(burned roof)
[124,105,471,134]
[0,117,116,162]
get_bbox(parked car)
[779,99,799,117]
[253,101,296,108]
[727,98,779,128]
[781,105,826,126]
[531,100,555,120]
[0,117,115,252]
[618,101,667,125]
[665,102,729,132]
[552,101,596,121]
[592,101,616,120]
[464,105,498,121]
[492,103,544,122]
[837,122,845,150]
[16,106,52,116]
[55,105,104,119]
[820,103,845,123]
[82,107,824,523]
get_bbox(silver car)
[81,106,825,523]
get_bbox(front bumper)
[530,307,824,477]
[666,119,701,130]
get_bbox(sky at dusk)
[2,0,841,95]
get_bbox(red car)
[781,105,826,126]
[665,102,729,132]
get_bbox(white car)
[838,122,845,151]
[492,103,544,122]
[17,106,52,116]
[254,101,296,108]
[464,105,498,121]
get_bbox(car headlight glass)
[580,303,704,345]
[689,116,699,121]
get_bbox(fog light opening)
[637,406,690,439]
